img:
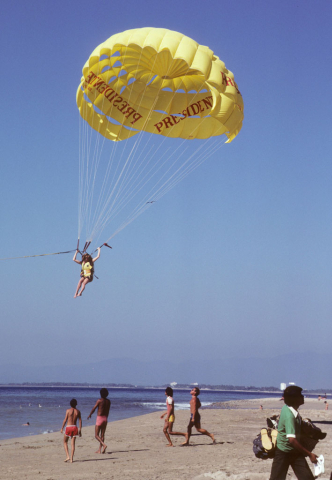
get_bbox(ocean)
[0,386,283,440]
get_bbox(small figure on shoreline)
[60,398,82,463]
[73,248,100,297]
[88,388,111,454]
[182,387,215,446]
[160,387,187,447]
[22,422,30,426]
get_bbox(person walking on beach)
[60,398,82,463]
[182,387,215,446]
[269,385,318,480]
[88,388,111,454]
[160,387,187,446]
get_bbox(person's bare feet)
[102,445,107,454]
[166,443,174,447]
[211,434,216,444]
[64,458,70,462]
[95,449,101,454]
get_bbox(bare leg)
[100,422,108,453]
[196,426,215,444]
[74,278,84,298]
[169,422,186,438]
[95,424,107,453]
[163,421,173,446]
[70,437,76,462]
[63,435,70,462]
[77,277,90,296]
[182,420,193,445]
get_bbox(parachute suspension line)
[89,142,158,240]
[91,143,175,242]
[85,123,107,236]
[105,69,216,236]
[89,50,196,242]
[78,76,112,244]
[98,125,211,240]
[151,135,226,201]
[79,38,149,244]
[148,121,228,200]
[0,249,77,261]
[105,127,227,241]
[78,107,94,241]
[91,137,120,225]
[83,98,106,237]
[86,45,170,243]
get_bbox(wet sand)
[0,397,331,480]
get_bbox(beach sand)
[0,397,331,480]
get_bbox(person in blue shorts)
[269,385,318,480]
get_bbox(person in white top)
[160,387,186,446]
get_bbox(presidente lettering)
[154,96,213,134]
[83,71,143,125]
[221,72,241,95]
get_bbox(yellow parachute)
[77,28,243,143]
[76,28,244,247]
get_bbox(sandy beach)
[0,397,331,480]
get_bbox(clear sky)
[1,0,331,384]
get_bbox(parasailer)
[73,248,101,297]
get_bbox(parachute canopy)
[76,28,244,248]
[77,28,243,143]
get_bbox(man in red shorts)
[60,398,82,463]
[88,388,111,454]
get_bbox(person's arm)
[160,410,167,419]
[92,247,101,263]
[87,400,100,419]
[78,411,82,436]
[288,438,318,463]
[73,250,81,264]
[61,411,68,433]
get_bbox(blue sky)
[1,0,331,385]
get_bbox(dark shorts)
[81,275,93,283]
[189,412,201,427]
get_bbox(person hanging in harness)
[73,248,101,298]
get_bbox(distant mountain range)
[0,352,329,389]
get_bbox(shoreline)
[0,384,283,393]
[2,384,330,397]
[1,397,331,480]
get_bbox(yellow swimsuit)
[81,261,93,278]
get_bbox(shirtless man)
[160,387,186,447]
[60,398,82,463]
[88,388,111,453]
[182,387,215,446]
